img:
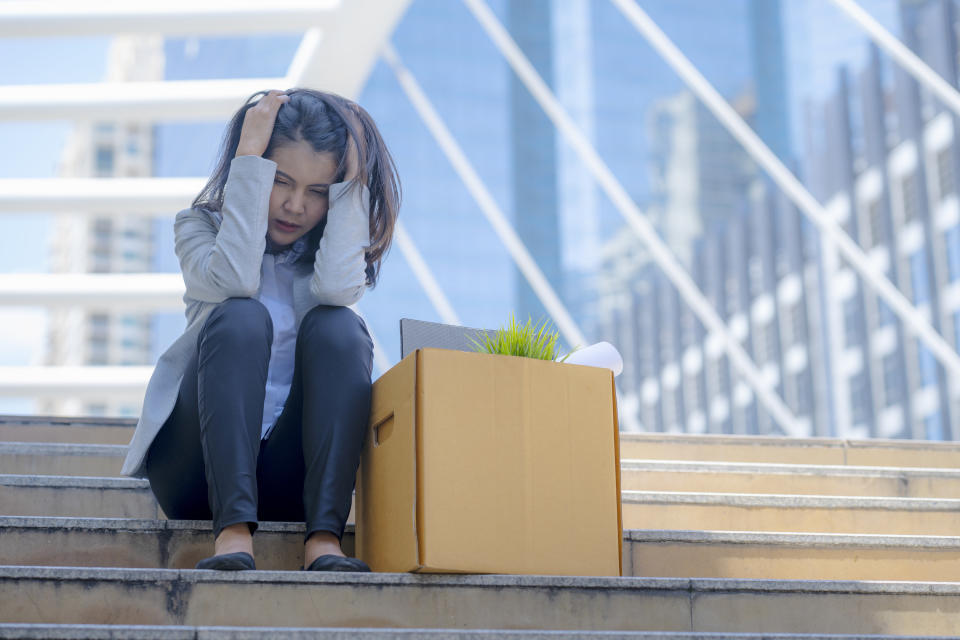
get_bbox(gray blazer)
[121,154,371,479]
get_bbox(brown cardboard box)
[355,347,622,576]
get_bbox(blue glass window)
[925,411,944,441]
[95,147,114,174]
[946,226,960,283]
[877,299,896,327]
[849,371,869,425]
[918,344,938,388]
[909,251,930,305]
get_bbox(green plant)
[468,313,579,362]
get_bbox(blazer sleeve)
[174,154,276,302]
[308,179,372,307]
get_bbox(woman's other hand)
[235,90,290,158]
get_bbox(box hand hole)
[373,414,394,447]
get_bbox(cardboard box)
[355,347,622,576]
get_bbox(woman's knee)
[300,305,372,357]
[202,297,273,347]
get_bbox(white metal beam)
[0,274,185,310]
[0,366,152,398]
[0,1,338,38]
[0,78,288,122]
[611,0,960,381]
[0,177,203,214]
[285,1,412,99]
[463,0,803,436]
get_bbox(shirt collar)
[265,233,308,265]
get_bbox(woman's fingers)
[235,90,290,158]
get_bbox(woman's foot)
[195,522,256,570]
[304,530,346,568]
[215,522,255,556]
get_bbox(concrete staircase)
[2,415,960,638]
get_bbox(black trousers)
[145,297,374,542]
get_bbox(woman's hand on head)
[235,90,290,159]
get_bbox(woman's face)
[265,140,339,247]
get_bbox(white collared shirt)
[254,235,309,440]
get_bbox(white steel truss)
[463,0,804,436]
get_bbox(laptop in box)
[399,318,498,359]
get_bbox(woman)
[119,88,400,572]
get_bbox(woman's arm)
[174,155,274,302]
[307,104,372,306]
[308,179,371,306]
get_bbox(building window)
[783,302,805,347]
[92,218,112,235]
[865,199,883,248]
[917,343,937,388]
[706,356,727,395]
[86,403,108,415]
[946,226,960,283]
[901,173,919,223]
[877,299,896,327]
[936,147,954,202]
[843,296,862,348]
[754,321,777,364]
[793,371,811,416]
[684,370,703,414]
[882,352,902,407]
[909,251,930,305]
[661,387,678,428]
[849,371,869,425]
[925,411,944,441]
[95,146,114,175]
[641,402,659,433]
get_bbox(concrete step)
[3,567,960,635]
[620,433,960,468]
[0,443,125,476]
[8,516,960,583]
[7,415,960,471]
[0,415,135,445]
[12,438,960,485]
[0,626,950,640]
[625,529,960,582]
[9,459,959,520]
[0,474,359,523]
[0,517,341,571]
[0,474,159,518]
[622,460,960,498]
[622,491,960,535]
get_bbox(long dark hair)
[192,87,401,288]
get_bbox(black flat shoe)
[195,551,256,571]
[303,554,371,572]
